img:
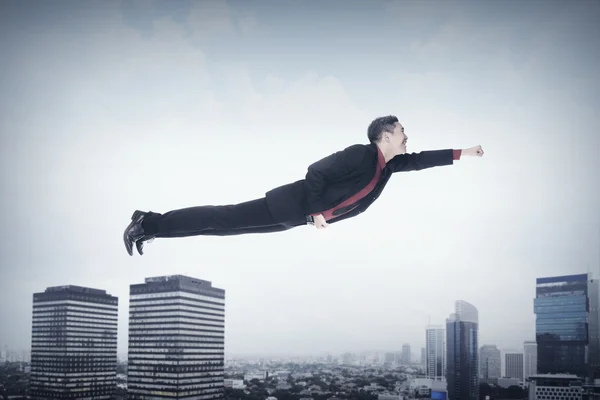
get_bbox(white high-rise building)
[426,325,445,379]
[479,345,501,384]
[524,341,538,380]
[401,343,411,365]
[127,275,225,400]
[505,352,524,381]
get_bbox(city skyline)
[1,271,598,361]
[1,0,599,360]
[3,271,600,398]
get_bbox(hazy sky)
[1,0,599,360]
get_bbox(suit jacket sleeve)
[388,149,456,173]
[304,145,367,214]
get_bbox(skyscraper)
[446,300,479,400]
[426,325,445,379]
[534,273,596,377]
[401,343,411,365]
[505,352,524,381]
[523,341,537,380]
[30,285,118,400]
[479,345,501,384]
[127,275,225,399]
[421,347,427,369]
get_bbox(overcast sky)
[1,0,599,360]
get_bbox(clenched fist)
[313,214,329,229]
[463,145,484,157]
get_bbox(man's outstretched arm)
[390,145,484,173]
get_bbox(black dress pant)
[141,197,307,238]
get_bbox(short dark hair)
[367,115,399,143]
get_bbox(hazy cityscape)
[1,271,598,399]
[2,0,600,399]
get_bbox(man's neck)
[376,142,397,163]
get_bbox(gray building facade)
[479,344,501,384]
[30,285,118,399]
[524,341,538,381]
[534,273,597,378]
[127,275,225,399]
[505,352,524,381]
[426,325,445,379]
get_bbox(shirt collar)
[376,145,386,170]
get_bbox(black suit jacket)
[265,142,456,224]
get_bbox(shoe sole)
[136,236,145,256]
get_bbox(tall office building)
[479,345,501,384]
[523,341,538,380]
[30,285,118,399]
[426,325,445,379]
[534,273,597,378]
[420,347,427,369]
[446,300,479,400]
[401,343,411,365]
[505,352,524,380]
[127,275,225,399]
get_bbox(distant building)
[420,347,426,368]
[341,352,354,365]
[408,377,447,398]
[224,379,245,389]
[497,377,521,389]
[245,372,268,381]
[505,352,524,381]
[29,285,118,399]
[524,341,538,380]
[588,276,600,380]
[384,352,395,366]
[479,345,501,384]
[401,344,411,365]
[446,300,479,400]
[378,395,401,400]
[127,275,225,400]
[528,374,583,400]
[426,325,445,379]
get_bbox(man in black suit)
[123,115,484,255]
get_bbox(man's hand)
[313,214,329,229]
[463,145,484,157]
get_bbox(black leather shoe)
[123,210,147,256]
[135,235,155,256]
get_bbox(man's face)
[391,122,407,154]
